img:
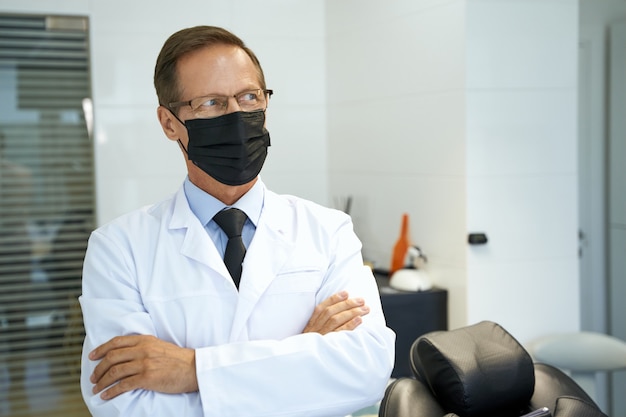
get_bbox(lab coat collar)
[169,186,226,275]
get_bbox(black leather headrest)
[411,321,536,417]
[379,378,448,417]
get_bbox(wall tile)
[263,104,327,174]
[94,107,182,176]
[467,89,577,176]
[90,0,231,34]
[326,1,465,102]
[428,265,467,330]
[326,0,463,36]
[261,172,328,208]
[252,37,326,106]
[328,92,466,177]
[467,258,579,343]
[466,174,578,261]
[229,0,325,38]
[90,32,163,107]
[0,0,88,15]
[96,175,183,225]
[467,0,578,89]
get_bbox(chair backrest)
[379,321,608,417]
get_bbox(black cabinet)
[375,273,448,378]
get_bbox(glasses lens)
[190,96,227,118]
[237,89,266,111]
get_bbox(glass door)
[0,13,94,417]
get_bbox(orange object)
[390,213,411,275]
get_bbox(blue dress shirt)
[183,176,264,258]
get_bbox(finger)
[303,295,366,334]
[305,291,349,329]
[337,315,363,332]
[316,297,365,325]
[319,305,369,334]
[99,373,143,400]
[323,291,349,307]
[313,292,349,317]
[89,335,140,360]
[337,306,370,331]
[91,345,136,384]
[93,359,141,394]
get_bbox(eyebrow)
[193,85,262,99]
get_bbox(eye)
[190,96,227,113]
[238,90,260,103]
[199,97,221,108]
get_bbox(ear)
[157,106,182,141]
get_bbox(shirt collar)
[183,176,264,227]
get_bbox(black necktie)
[213,208,248,288]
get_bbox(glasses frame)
[168,89,273,116]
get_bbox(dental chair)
[379,321,608,417]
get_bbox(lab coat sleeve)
[194,213,396,417]
[79,229,205,417]
[195,295,394,417]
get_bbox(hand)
[302,291,370,335]
[89,335,198,400]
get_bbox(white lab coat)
[79,183,395,417]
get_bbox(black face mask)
[178,110,271,186]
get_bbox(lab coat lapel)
[229,191,295,341]
[168,187,231,280]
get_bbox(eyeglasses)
[168,88,273,119]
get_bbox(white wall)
[0,0,328,225]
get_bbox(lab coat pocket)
[248,268,324,339]
[265,267,324,294]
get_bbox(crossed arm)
[88,291,370,400]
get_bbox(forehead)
[176,44,260,97]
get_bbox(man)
[80,26,395,417]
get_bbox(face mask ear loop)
[162,105,189,154]
[177,139,189,155]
